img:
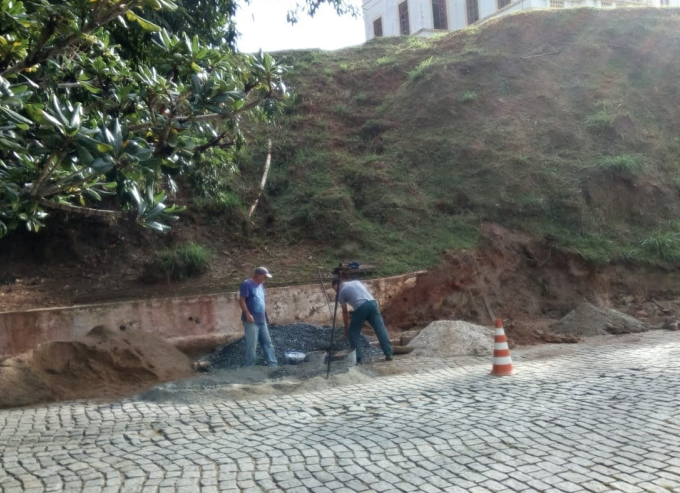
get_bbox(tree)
[0,0,287,238]
[109,0,238,64]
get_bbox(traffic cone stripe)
[490,318,515,376]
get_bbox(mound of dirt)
[0,326,193,409]
[551,303,649,337]
[407,320,494,357]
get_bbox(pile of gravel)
[209,323,383,369]
[551,303,649,336]
[408,320,494,357]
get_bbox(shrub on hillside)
[147,243,213,282]
[596,154,644,177]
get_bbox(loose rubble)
[552,303,649,336]
[407,320,494,357]
[209,322,383,369]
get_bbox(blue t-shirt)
[240,279,266,323]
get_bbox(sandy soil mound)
[551,303,649,336]
[0,326,193,409]
[407,320,494,357]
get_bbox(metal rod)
[317,268,334,320]
[326,266,341,379]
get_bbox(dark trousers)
[349,300,393,362]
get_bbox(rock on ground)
[407,320,494,357]
[551,303,649,336]
[209,323,383,369]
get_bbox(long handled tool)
[317,268,334,320]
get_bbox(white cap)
[255,266,272,278]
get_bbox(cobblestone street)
[2,331,680,493]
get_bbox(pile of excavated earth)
[552,303,650,336]
[0,326,193,409]
[406,320,494,357]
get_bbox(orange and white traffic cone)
[490,318,515,376]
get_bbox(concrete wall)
[0,272,425,359]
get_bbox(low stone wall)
[0,271,424,359]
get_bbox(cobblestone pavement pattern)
[2,332,680,493]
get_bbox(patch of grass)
[334,103,350,115]
[640,225,680,262]
[194,191,244,214]
[150,243,213,281]
[584,101,618,131]
[355,92,370,103]
[459,90,478,103]
[405,37,433,51]
[595,154,644,176]
[584,110,616,131]
[408,56,436,82]
[376,55,397,67]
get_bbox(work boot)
[386,355,393,362]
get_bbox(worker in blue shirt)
[239,267,278,367]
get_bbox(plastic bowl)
[284,351,306,365]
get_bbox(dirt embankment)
[381,224,680,344]
[0,326,193,409]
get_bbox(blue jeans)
[349,301,393,363]
[243,322,278,367]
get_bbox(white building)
[363,0,667,40]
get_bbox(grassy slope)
[239,8,680,275]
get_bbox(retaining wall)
[0,272,425,358]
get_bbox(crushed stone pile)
[0,326,193,409]
[209,322,383,369]
[551,303,649,336]
[407,320,494,357]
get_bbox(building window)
[373,17,383,37]
[466,0,479,24]
[399,1,410,35]
[660,0,669,5]
[432,0,448,29]
[498,0,511,8]
[601,1,613,5]
[549,0,564,7]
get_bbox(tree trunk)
[248,139,272,218]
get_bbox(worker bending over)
[332,278,393,363]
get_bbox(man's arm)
[341,303,349,336]
[238,296,254,323]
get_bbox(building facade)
[363,0,667,40]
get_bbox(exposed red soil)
[381,224,680,345]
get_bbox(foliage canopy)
[0,0,287,238]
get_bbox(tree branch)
[128,98,266,133]
[39,198,123,218]
[31,152,65,197]
[41,172,100,197]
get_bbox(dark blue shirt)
[240,278,266,324]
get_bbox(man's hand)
[246,313,254,323]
